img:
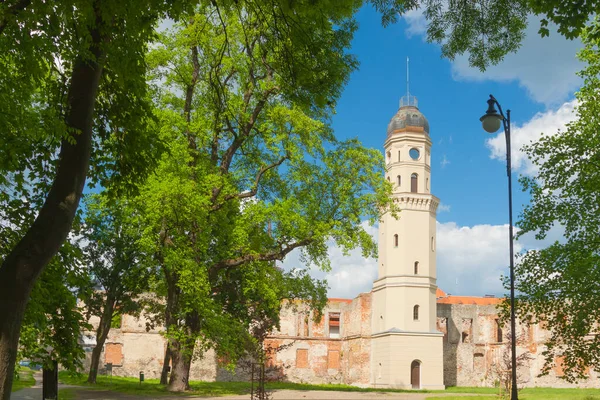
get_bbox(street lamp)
[480,94,518,400]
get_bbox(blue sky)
[282,5,583,298]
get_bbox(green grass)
[427,387,600,400]
[11,367,35,392]
[57,373,600,399]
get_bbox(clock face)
[409,148,420,160]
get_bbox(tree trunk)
[0,13,104,399]
[167,337,194,392]
[160,342,172,385]
[87,298,115,384]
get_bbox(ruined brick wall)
[83,313,217,381]
[263,294,372,386]
[439,303,600,388]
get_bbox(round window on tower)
[409,148,420,161]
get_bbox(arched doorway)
[411,360,420,389]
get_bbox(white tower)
[370,92,444,389]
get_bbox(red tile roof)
[436,288,503,305]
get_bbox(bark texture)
[160,342,172,385]
[0,16,104,399]
[167,338,194,392]
[87,297,115,384]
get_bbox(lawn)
[11,367,35,392]
[427,387,600,400]
[58,373,600,399]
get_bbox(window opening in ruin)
[462,332,469,343]
[394,234,398,247]
[413,305,419,321]
[411,173,418,193]
[329,312,340,338]
[473,353,485,371]
[496,319,503,342]
[414,261,419,274]
[296,349,309,368]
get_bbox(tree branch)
[212,238,313,270]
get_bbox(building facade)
[85,96,600,389]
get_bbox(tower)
[370,93,444,389]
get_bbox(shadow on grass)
[12,367,35,392]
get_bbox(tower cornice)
[391,192,440,213]
[385,131,432,148]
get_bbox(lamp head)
[480,97,503,133]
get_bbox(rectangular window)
[296,349,308,368]
[329,313,340,338]
[328,350,340,369]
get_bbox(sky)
[281,6,583,299]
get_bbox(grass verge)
[57,373,600,399]
[12,367,35,392]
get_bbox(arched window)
[398,150,401,162]
[393,234,398,247]
[387,176,390,182]
[413,305,419,320]
[426,178,429,191]
[386,151,391,163]
[397,175,401,186]
[414,261,419,274]
[431,236,435,252]
[411,173,418,193]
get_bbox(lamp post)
[480,94,518,400]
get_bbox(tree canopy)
[513,18,600,382]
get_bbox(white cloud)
[404,8,427,38]
[280,222,378,299]
[451,18,583,105]
[402,12,583,105]
[282,219,565,299]
[486,100,577,176]
[438,203,451,213]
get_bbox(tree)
[0,1,187,396]
[512,19,600,382]
[140,3,396,391]
[80,194,154,384]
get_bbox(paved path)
[10,373,486,399]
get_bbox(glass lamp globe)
[480,113,502,133]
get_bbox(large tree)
[140,3,396,391]
[512,19,600,382]
[0,1,185,396]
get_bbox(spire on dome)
[399,56,418,108]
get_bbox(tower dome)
[387,95,430,136]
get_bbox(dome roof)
[387,105,430,136]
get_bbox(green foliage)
[80,193,153,322]
[137,1,396,374]
[15,227,90,372]
[513,18,600,383]
[398,0,599,70]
